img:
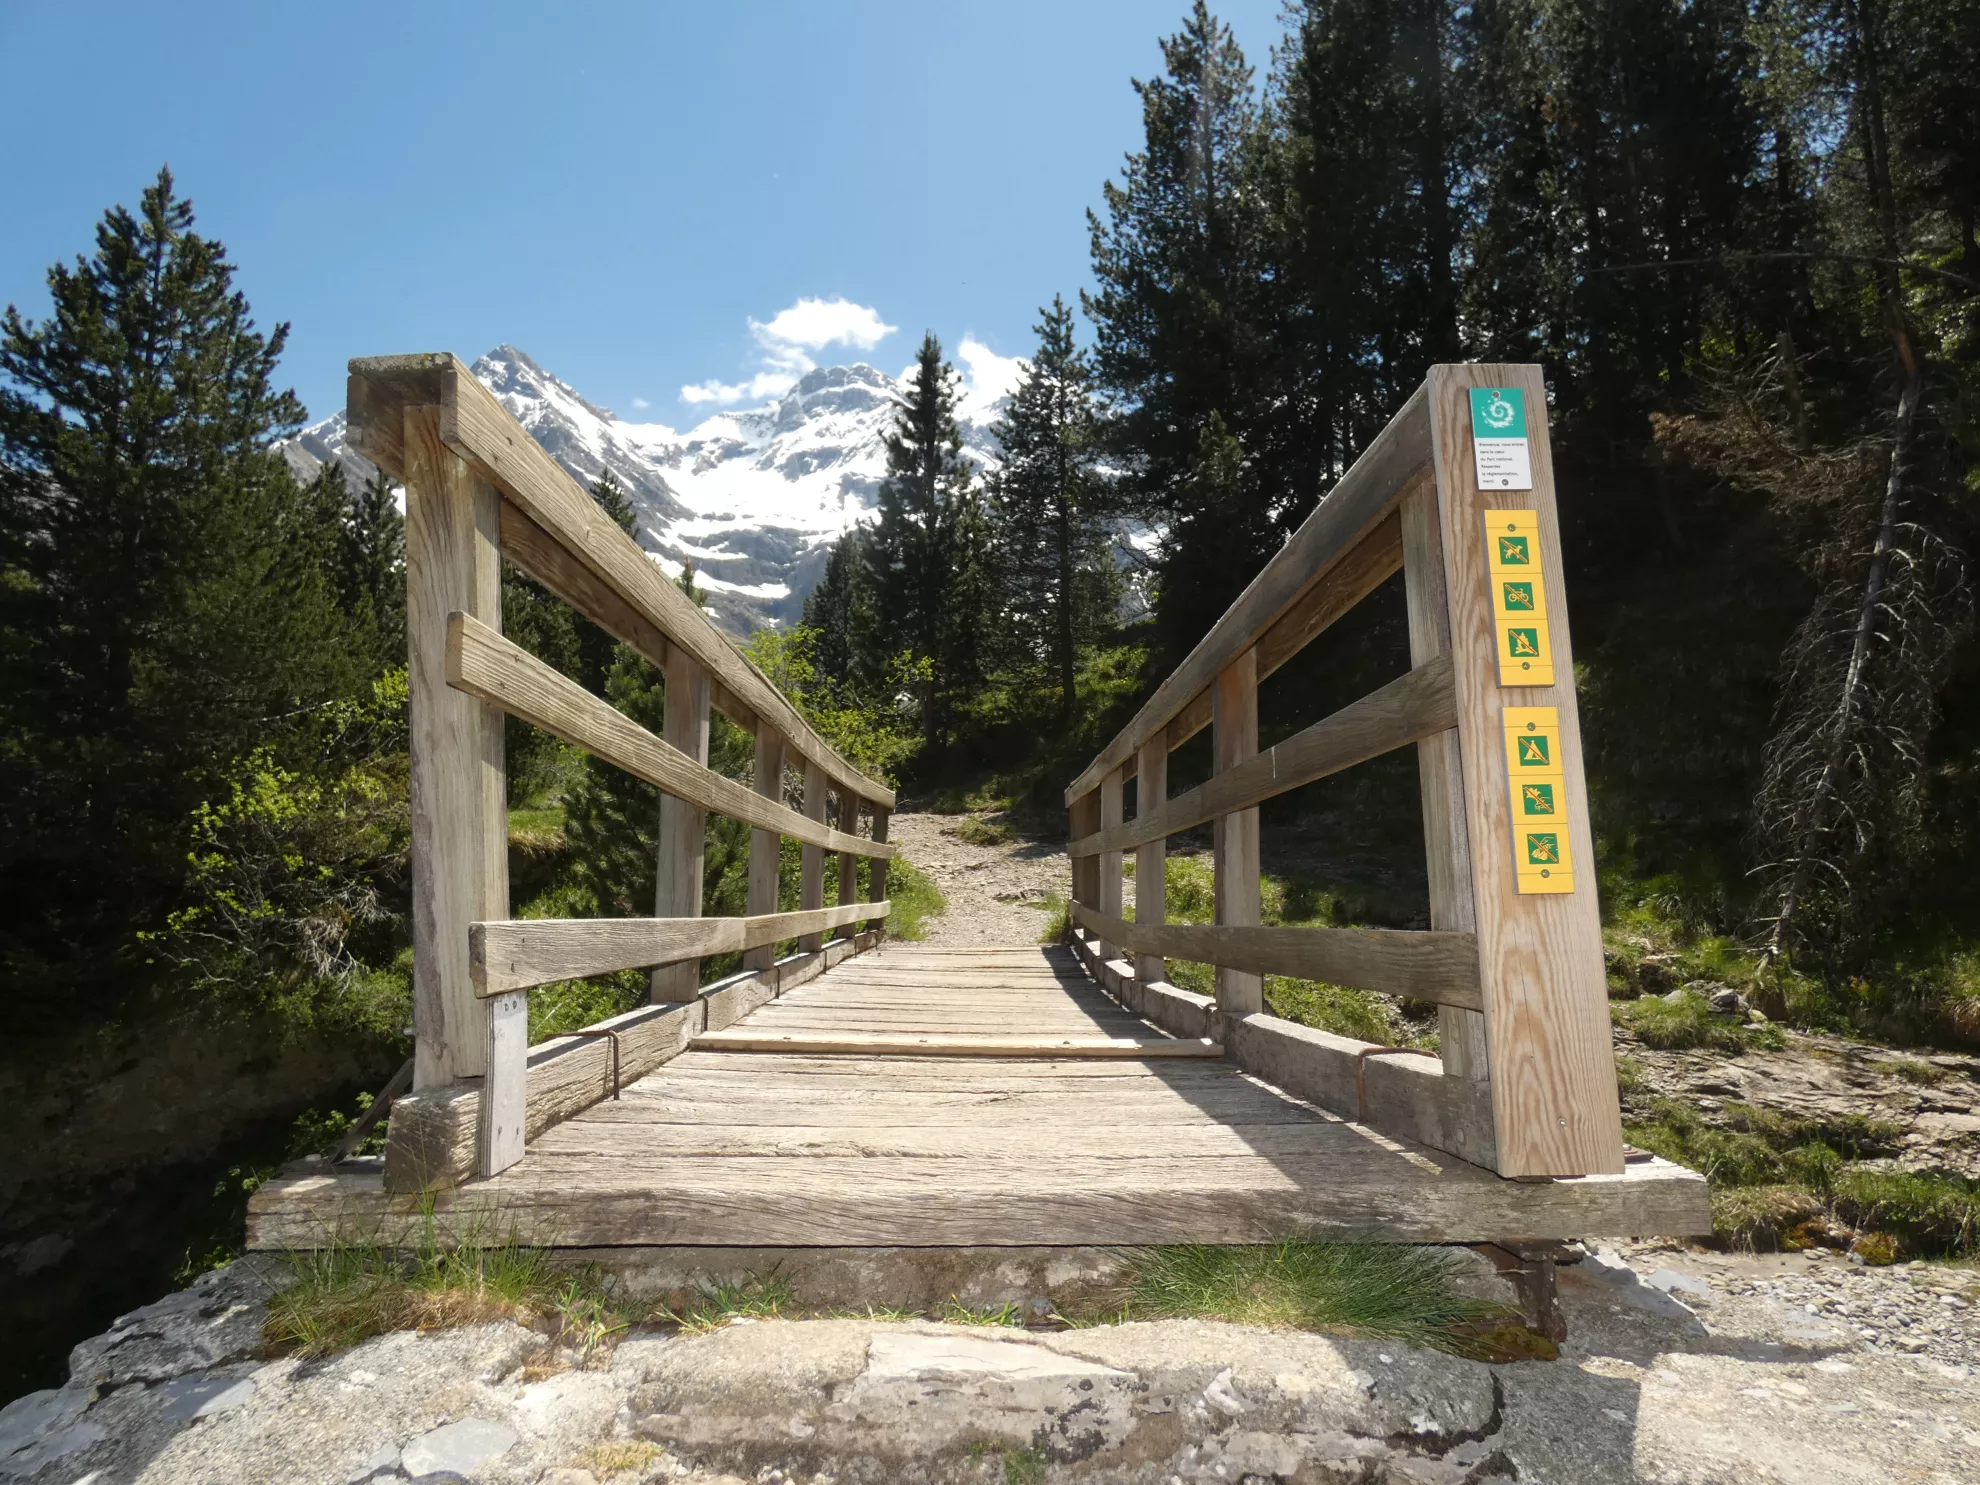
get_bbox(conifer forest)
[2,0,1978,1401]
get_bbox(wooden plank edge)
[247,1154,1712,1250]
[691,1032,1223,1059]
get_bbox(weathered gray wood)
[1132,737,1168,986]
[836,793,859,917]
[447,613,890,859]
[1070,929,1215,1040]
[745,721,787,973]
[1065,384,1431,802]
[1225,1012,1499,1170]
[479,991,528,1177]
[1069,656,1459,859]
[866,807,891,933]
[1067,903,1482,1010]
[1400,477,1491,1085]
[1427,363,1623,1176]
[694,1031,1222,1058]
[653,648,712,1002]
[402,406,506,1090]
[1097,765,1125,961]
[347,353,893,810]
[1067,790,1100,910]
[383,997,705,1193]
[799,756,828,953]
[471,901,891,995]
[1213,650,1262,1015]
[383,935,882,1190]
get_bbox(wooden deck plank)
[248,942,1709,1249]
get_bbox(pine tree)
[1085,2,1279,661]
[0,167,361,1012]
[331,464,406,671]
[869,332,980,747]
[802,528,880,696]
[988,297,1117,721]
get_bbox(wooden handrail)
[1065,384,1431,804]
[472,901,891,996]
[1068,902,1481,1010]
[1067,654,1456,858]
[347,352,894,810]
[446,614,893,859]
[1061,365,1627,1180]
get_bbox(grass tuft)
[1115,1240,1512,1355]
[1035,892,1072,945]
[264,1225,629,1358]
[657,1275,800,1333]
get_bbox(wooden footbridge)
[249,357,1707,1254]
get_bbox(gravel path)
[887,811,1070,948]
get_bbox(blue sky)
[0,2,1284,428]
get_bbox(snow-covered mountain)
[282,345,1006,633]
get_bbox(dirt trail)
[887,811,1070,947]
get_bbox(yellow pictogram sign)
[1501,706,1574,894]
[1484,512,1555,685]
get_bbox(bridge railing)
[1065,364,1625,1180]
[347,355,893,1189]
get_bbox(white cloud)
[752,297,896,353]
[631,396,650,409]
[957,336,1025,406]
[680,296,898,407]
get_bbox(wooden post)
[799,755,828,952]
[1426,363,1624,1176]
[1097,765,1126,962]
[1068,790,1101,916]
[837,796,860,918]
[480,990,527,1176]
[1133,737,1168,986]
[867,807,891,933]
[1401,478,1490,1082]
[651,650,711,1002]
[1212,649,1263,1016]
[744,721,787,972]
[403,405,507,1091]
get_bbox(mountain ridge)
[281,345,1006,633]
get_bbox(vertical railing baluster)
[1212,650,1262,1016]
[652,650,712,1002]
[1133,737,1168,986]
[745,721,788,972]
[799,755,828,952]
[1098,765,1125,962]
